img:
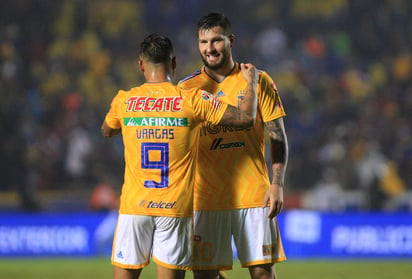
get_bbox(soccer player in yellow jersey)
[101,34,258,279]
[178,13,289,279]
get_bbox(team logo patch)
[262,244,276,256]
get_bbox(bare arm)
[262,118,289,219]
[101,120,121,137]
[218,63,258,128]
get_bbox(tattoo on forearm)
[265,120,285,141]
[266,119,289,186]
[273,165,283,185]
[266,120,287,163]
[220,106,249,126]
[219,82,256,127]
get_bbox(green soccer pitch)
[1,258,411,279]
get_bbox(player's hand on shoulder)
[240,63,258,85]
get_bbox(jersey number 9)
[141,142,169,188]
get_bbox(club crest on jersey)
[201,91,222,110]
[237,90,246,108]
[125,96,182,112]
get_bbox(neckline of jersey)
[143,81,173,85]
[203,62,238,84]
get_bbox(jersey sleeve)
[104,90,124,129]
[258,71,286,122]
[186,88,228,125]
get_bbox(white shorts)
[193,208,286,270]
[111,214,192,270]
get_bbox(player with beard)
[102,33,259,279]
[179,13,288,279]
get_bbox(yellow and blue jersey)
[105,82,228,217]
[178,63,286,211]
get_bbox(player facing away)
[178,13,289,279]
[101,33,259,279]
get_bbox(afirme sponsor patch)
[123,117,188,127]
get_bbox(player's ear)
[229,34,235,48]
[138,59,144,72]
[171,56,177,71]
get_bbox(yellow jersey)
[104,82,228,217]
[178,63,286,210]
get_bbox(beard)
[201,50,230,70]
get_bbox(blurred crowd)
[0,0,411,212]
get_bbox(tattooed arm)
[262,118,289,219]
[218,63,258,128]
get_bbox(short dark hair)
[197,12,232,37]
[139,34,174,64]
